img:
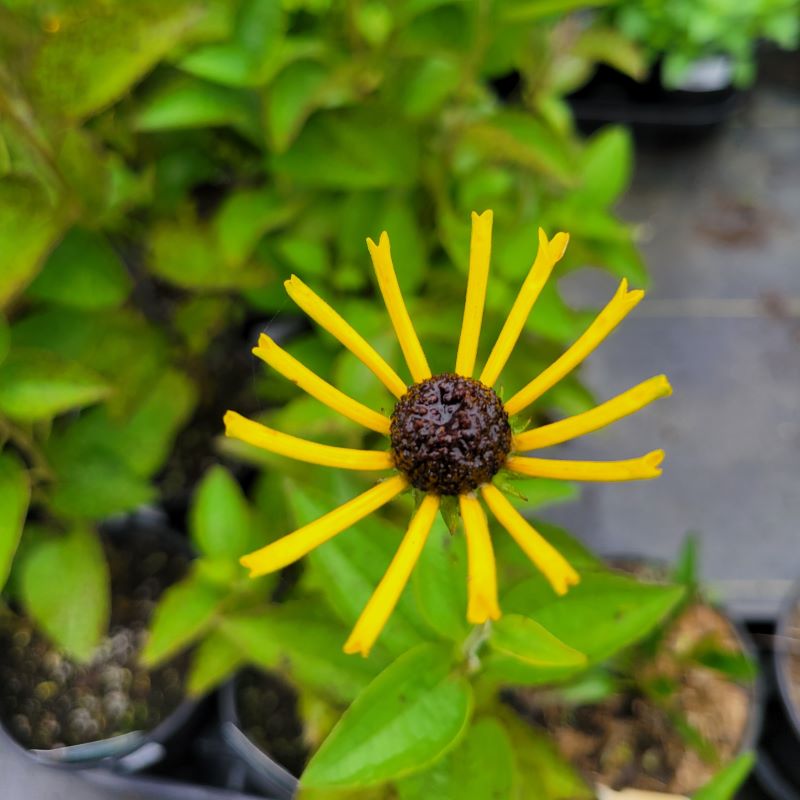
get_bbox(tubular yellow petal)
[513,375,672,451]
[285,275,407,398]
[253,334,391,435]
[344,494,440,657]
[505,279,644,416]
[455,210,493,378]
[367,233,431,383]
[240,475,408,578]
[481,484,579,595]
[506,449,665,482]
[480,228,569,387]
[459,494,501,624]
[224,411,394,471]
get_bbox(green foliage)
[18,526,110,662]
[0,452,30,591]
[693,752,756,800]
[301,643,473,790]
[605,0,800,87]
[0,3,726,796]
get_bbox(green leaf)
[266,59,329,152]
[397,717,516,800]
[141,568,227,667]
[0,315,8,367]
[503,571,685,664]
[0,453,30,592]
[461,111,576,186]
[135,76,261,142]
[575,126,633,207]
[213,187,297,267]
[11,307,170,414]
[47,446,155,520]
[573,27,647,82]
[413,516,469,642]
[221,603,385,704]
[19,526,110,662]
[693,752,756,800]
[688,638,758,683]
[149,216,267,290]
[272,108,419,189]
[190,466,254,561]
[482,614,586,685]
[288,477,429,656]
[178,0,284,87]
[496,706,593,799]
[0,177,66,308]
[26,228,132,309]
[30,0,206,119]
[0,349,110,421]
[673,534,699,588]
[186,628,245,696]
[301,643,472,790]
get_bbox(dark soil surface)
[0,530,190,750]
[234,668,309,778]
[514,602,753,795]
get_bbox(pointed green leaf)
[503,572,685,663]
[190,465,254,560]
[0,349,110,421]
[186,628,245,696]
[693,752,755,800]
[301,643,472,790]
[483,614,586,685]
[397,717,516,799]
[0,453,30,591]
[141,568,227,667]
[574,126,633,207]
[27,228,131,309]
[19,526,110,662]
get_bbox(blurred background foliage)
[0,0,649,657]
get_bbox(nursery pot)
[218,670,301,800]
[513,555,763,797]
[0,514,201,775]
[755,581,800,800]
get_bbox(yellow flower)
[225,211,671,656]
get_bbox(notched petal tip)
[472,209,493,223]
[342,638,370,658]
[551,231,570,259]
[658,374,674,397]
[646,449,666,474]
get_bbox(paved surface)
[547,86,800,620]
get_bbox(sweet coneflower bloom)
[224,211,670,656]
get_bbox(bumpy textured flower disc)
[390,373,512,496]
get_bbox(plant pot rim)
[774,579,800,737]
[218,677,298,800]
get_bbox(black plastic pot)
[567,62,742,138]
[217,676,299,800]
[0,515,202,777]
[755,583,800,799]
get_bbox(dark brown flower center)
[390,373,512,496]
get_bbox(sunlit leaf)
[0,452,30,592]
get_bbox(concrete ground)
[549,84,800,620]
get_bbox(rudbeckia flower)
[224,211,671,656]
